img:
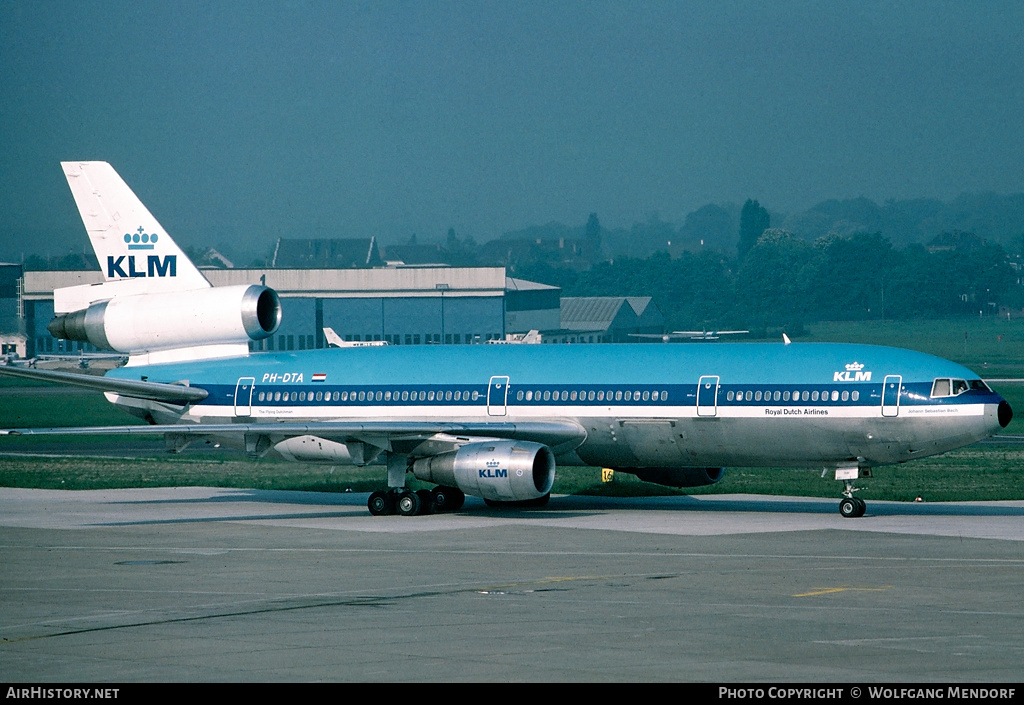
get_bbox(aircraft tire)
[431,486,464,513]
[416,489,435,514]
[368,491,394,516]
[397,490,422,517]
[839,498,859,518]
[853,497,866,517]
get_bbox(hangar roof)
[560,296,663,332]
[22,267,513,300]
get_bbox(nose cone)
[998,400,1013,429]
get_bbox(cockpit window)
[931,378,983,398]
[931,378,951,397]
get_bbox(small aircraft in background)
[631,329,750,342]
[486,330,542,345]
[322,327,388,348]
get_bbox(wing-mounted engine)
[47,284,281,356]
[412,440,555,502]
[628,467,725,488]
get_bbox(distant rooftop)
[560,296,663,332]
[272,237,383,268]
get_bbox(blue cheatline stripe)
[200,380,998,409]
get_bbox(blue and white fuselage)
[107,341,1009,470]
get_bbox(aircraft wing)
[0,419,587,459]
[0,364,208,404]
[0,419,582,441]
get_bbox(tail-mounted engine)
[412,440,555,502]
[47,284,281,354]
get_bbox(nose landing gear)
[834,465,869,518]
[839,494,866,518]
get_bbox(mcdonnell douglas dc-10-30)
[0,162,1012,518]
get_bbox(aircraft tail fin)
[323,327,344,348]
[61,161,210,291]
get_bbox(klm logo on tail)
[107,226,175,278]
[125,227,158,250]
[108,255,176,278]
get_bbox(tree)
[738,199,770,261]
[585,213,602,261]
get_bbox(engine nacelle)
[412,441,555,502]
[629,467,725,488]
[48,284,281,354]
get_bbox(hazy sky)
[3,0,1024,253]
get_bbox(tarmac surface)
[1,488,1022,682]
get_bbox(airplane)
[323,327,388,348]
[630,329,750,342]
[486,330,542,344]
[0,162,1013,519]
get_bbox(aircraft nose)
[998,400,1013,428]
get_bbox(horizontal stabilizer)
[0,365,207,404]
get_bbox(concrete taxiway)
[1,488,1022,682]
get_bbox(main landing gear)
[367,486,466,517]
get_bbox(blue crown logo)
[124,226,158,250]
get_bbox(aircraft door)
[697,375,719,417]
[234,377,255,417]
[881,375,902,417]
[487,376,510,416]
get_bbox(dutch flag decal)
[312,373,327,383]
